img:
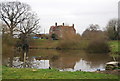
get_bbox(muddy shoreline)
[95,69,120,75]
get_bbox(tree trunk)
[10,28,13,37]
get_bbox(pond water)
[2,49,114,72]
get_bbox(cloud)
[1,0,118,34]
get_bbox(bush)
[57,34,88,49]
[2,34,18,56]
[87,39,110,53]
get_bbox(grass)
[30,40,120,57]
[108,41,119,53]
[2,66,118,79]
[30,39,89,50]
[108,40,120,57]
[2,39,120,79]
[0,66,2,80]
[30,39,59,48]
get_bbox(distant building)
[33,34,49,39]
[49,23,76,39]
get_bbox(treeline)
[105,19,119,40]
[57,19,119,53]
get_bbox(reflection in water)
[74,59,91,71]
[9,57,50,69]
[74,59,105,71]
[2,49,113,72]
[31,59,49,69]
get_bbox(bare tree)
[106,19,119,40]
[82,24,106,40]
[16,12,40,52]
[88,24,99,31]
[0,1,30,36]
[18,13,40,36]
[18,12,40,41]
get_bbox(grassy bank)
[30,39,59,48]
[108,40,120,57]
[108,41,119,53]
[2,66,118,79]
[30,39,89,50]
[30,39,119,50]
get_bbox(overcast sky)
[1,0,119,34]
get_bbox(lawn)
[30,39,59,48]
[108,41,119,53]
[108,40,120,57]
[2,66,118,79]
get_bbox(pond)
[2,49,114,72]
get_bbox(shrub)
[87,38,110,53]
[2,34,18,46]
[2,34,16,61]
[57,34,88,49]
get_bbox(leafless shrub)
[87,37,110,53]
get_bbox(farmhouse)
[49,23,76,39]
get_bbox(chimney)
[62,23,64,26]
[72,24,74,27]
[55,22,57,26]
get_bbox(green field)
[30,39,89,50]
[30,39,59,48]
[2,66,118,79]
[108,40,119,57]
[108,41,119,53]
